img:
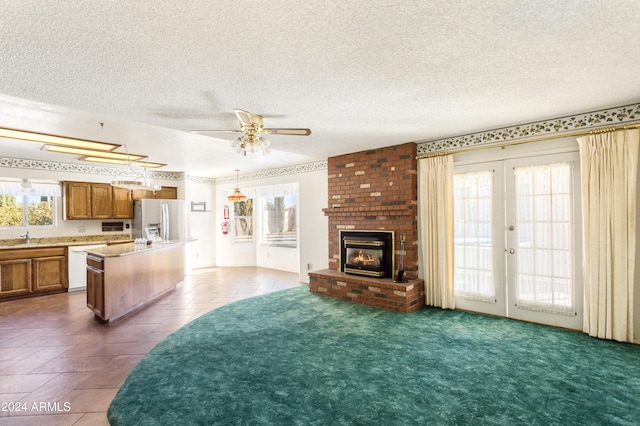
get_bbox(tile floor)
[0,267,302,425]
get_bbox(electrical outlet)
[78,226,85,233]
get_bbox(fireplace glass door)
[343,237,385,277]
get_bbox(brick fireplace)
[309,142,424,313]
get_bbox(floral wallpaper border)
[0,156,185,180]
[0,155,327,185]
[208,160,328,185]
[416,103,640,155]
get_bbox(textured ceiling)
[1,1,639,178]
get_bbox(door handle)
[509,248,515,254]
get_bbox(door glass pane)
[514,162,574,314]
[453,171,495,300]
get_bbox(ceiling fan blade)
[233,109,254,126]
[264,128,312,136]
[189,129,243,135]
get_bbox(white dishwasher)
[68,244,107,291]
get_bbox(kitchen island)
[84,241,185,323]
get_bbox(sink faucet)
[19,231,30,244]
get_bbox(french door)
[453,153,582,330]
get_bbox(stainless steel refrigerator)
[132,199,186,242]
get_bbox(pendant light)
[227,169,247,202]
[110,146,161,191]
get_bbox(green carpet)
[108,286,640,425]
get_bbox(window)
[233,198,254,243]
[0,180,60,228]
[258,184,298,248]
[0,194,55,227]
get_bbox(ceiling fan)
[190,109,311,156]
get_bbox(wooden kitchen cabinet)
[132,186,177,200]
[112,186,133,219]
[32,254,67,293]
[0,259,32,298]
[86,255,105,317]
[154,186,178,199]
[0,247,67,300]
[64,182,92,219]
[90,183,113,219]
[64,181,134,219]
[131,188,154,200]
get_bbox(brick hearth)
[309,269,424,313]
[310,142,423,312]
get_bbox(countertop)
[85,240,186,258]
[0,235,133,250]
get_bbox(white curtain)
[577,129,638,342]
[0,179,61,197]
[418,155,455,309]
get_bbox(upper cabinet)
[112,186,133,219]
[64,182,92,219]
[64,182,178,220]
[90,183,113,219]
[132,186,177,200]
[64,182,131,220]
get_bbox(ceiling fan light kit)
[191,108,310,156]
[231,134,272,156]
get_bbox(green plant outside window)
[0,194,54,227]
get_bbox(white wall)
[184,179,217,270]
[214,168,328,283]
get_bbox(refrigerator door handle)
[161,203,170,242]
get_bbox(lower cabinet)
[32,255,67,292]
[0,247,67,300]
[86,255,105,319]
[0,259,32,297]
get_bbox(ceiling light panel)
[0,127,120,151]
[82,157,166,168]
[46,145,146,161]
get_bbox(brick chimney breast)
[323,142,418,280]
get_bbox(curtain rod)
[416,122,640,159]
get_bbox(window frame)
[0,193,57,229]
[258,184,299,249]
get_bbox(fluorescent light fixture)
[0,127,120,151]
[81,157,167,168]
[46,145,146,161]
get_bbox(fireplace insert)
[340,231,394,278]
